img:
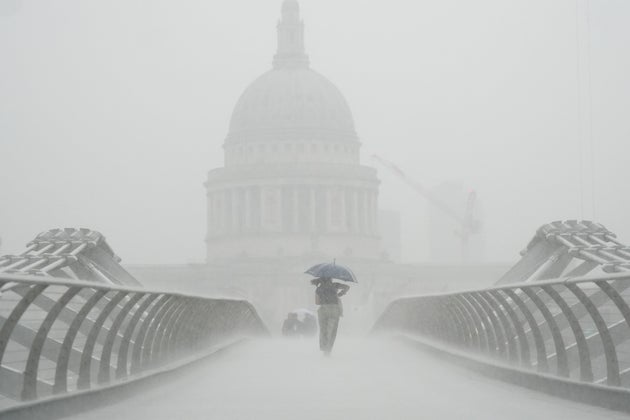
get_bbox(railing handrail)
[0,272,250,304]
[0,271,268,407]
[387,271,630,304]
[374,268,630,393]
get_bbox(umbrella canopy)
[291,308,316,321]
[305,262,358,283]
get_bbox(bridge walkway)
[64,338,626,420]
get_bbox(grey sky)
[1,0,629,264]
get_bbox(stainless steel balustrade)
[374,272,630,388]
[0,273,267,408]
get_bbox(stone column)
[263,187,280,232]
[259,187,267,231]
[244,187,251,231]
[368,190,377,234]
[222,189,230,234]
[310,186,317,233]
[214,191,220,234]
[353,189,360,233]
[325,188,332,232]
[230,188,241,232]
[213,192,221,234]
[360,189,368,234]
[277,187,284,233]
[253,186,261,231]
[293,186,300,233]
[207,192,213,236]
[338,187,348,232]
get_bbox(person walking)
[281,312,302,337]
[311,277,349,355]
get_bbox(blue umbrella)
[305,261,358,283]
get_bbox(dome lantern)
[273,0,309,69]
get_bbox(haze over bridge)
[61,339,629,420]
[0,222,630,418]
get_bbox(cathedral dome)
[206,1,382,262]
[225,0,358,145]
[226,68,357,144]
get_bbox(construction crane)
[371,154,481,260]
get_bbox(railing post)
[566,283,620,386]
[116,294,161,379]
[445,296,472,347]
[540,285,593,382]
[130,295,173,374]
[478,291,516,362]
[490,290,531,367]
[0,285,48,369]
[521,288,569,377]
[54,289,108,394]
[77,291,128,390]
[454,295,483,351]
[141,296,182,369]
[502,289,549,373]
[98,293,145,384]
[22,287,81,400]
[470,292,506,357]
[154,299,189,364]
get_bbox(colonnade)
[207,184,378,236]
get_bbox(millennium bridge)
[1,221,630,419]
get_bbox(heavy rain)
[1,0,630,419]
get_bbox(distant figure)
[282,312,302,337]
[311,277,349,355]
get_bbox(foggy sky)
[1,0,629,264]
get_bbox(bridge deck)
[66,338,626,420]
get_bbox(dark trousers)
[318,304,341,353]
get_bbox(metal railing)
[0,273,267,408]
[374,272,630,388]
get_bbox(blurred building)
[205,0,381,261]
[131,1,504,334]
[378,210,402,262]
[426,182,485,263]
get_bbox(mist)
[2,0,629,264]
[3,2,630,418]
[59,338,628,420]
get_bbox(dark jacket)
[313,279,349,305]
